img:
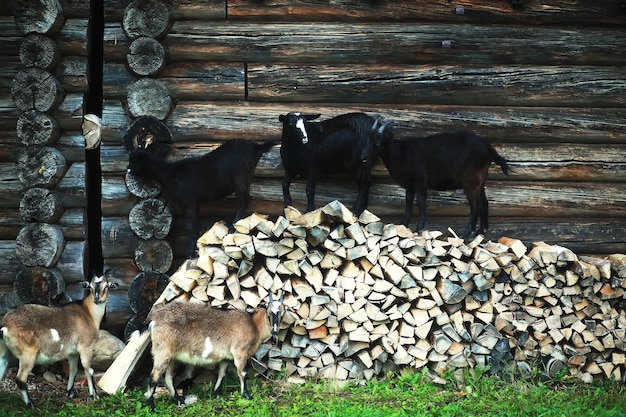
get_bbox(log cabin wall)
[101,0,626,291]
[0,1,92,314]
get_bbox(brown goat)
[0,272,117,408]
[145,294,285,409]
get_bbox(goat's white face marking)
[201,337,214,358]
[270,300,282,315]
[295,117,308,144]
[50,329,60,342]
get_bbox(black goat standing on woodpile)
[278,112,379,215]
[371,121,511,238]
[128,139,276,257]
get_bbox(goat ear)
[279,114,286,122]
[305,114,321,121]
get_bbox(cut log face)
[127,37,165,76]
[101,200,626,391]
[17,110,61,146]
[19,33,60,69]
[127,78,172,119]
[12,68,65,112]
[123,0,171,39]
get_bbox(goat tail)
[494,154,511,176]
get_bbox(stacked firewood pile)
[156,200,626,383]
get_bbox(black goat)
[372,121,511,238]
[128,139,275,257]
[278,112,378,215]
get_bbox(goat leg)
[232,189,250,225]
[213,362,229,398]
[414,188,428,233]
[66,353,79,398]
[402,187,415,227]
[476,188,490,235]
[305,174,318,212]
[352,177,370,215]
[235,357,252,400]
[184,206,200,259]
[15,358,35,408]
[282,173,294,207]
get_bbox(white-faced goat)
[127,139,276,257]
[278,112,379,215]
[144,293,285,410]
[371,121,511,238]
[0,272,118,408]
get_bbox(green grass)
[1,368,626,417]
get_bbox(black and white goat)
[371,121,511,237]
[127,139,276,257]
[278,112,379,215]
[0,272,118,408]
[145,293,285,409]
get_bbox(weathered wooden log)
[101,101,626,145]
[103,62,245,100]
[134,238,173,273]
[128,198,172,240]
[127,37,165,76]
[162,23,626,67]
[128,270,169,315]
[0,208,86,241]
[13,266,66,305]
[19,187,63,222]
[56,240,87,282]
[15,222,64,267]
[103,22,626,66]
[13,0,65,35]
[19,33,60,70]
[16,110,61,146]
[227,0,626,26]
[123,0,171,39]
[55,56,88,92]
[11,68,65,112]
[126,78,172,119]
[247,64,626,108]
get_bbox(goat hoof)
[66,388,76,399]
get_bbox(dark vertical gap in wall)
[85,0,104,277]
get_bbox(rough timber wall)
[0,1,91,313]
[100,0,626,295]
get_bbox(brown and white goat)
[0,272,118,408]
[145,293,285,409]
